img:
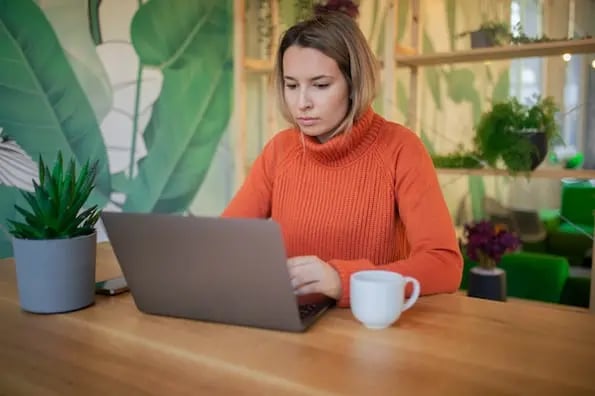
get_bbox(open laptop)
[100,212,334,332]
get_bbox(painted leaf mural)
[0,129,37,191]
[0,186,24,256]
[36,0,113,123]
[96,42,163,178]
[0,0,111,202]
[492,70,510,104]
[445,68,482,126]
[423,31,442,110]
[131,0,230,70]
[124,0,233,213]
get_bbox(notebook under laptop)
[100,212,333,332]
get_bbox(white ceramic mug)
[350,270,420,329]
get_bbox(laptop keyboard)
[299,303,322,320]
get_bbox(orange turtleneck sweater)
[222,108,462,307]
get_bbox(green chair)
[499,252,570,303]
[460,251,570,304]
[559,276,591,308]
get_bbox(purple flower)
[314,0,359,18]
[464,220,521,268]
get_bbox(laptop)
[100,212,334,332]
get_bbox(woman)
[222,11,462,308]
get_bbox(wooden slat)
[395,38,595,67]
[407,0,421,131]
[244,57,274,73]
[382,1,397,120]
[436,167,595,179]
[233,0,247,188]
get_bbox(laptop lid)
[100,212,330,332]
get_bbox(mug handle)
[402,277,420,312]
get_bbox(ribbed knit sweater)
[222,108,462,307]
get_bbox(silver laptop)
[100,212,333,332]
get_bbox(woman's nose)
[298,89,312,110]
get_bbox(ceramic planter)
[12,232,97,314]
[467,266,507,301]
[470,30,496,48]
[502,130,549,171]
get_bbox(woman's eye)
[285,84,297,89]
[315,83,329,89]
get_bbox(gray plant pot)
[12,232,97,314]
[467,266,507,301]
[470,30,496,48]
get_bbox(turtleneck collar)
[302,107,382,167]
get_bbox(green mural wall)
[0,0,234,257]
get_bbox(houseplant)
[7,152,101,314]
[474,96,562,174]
[464,219,520,301]
[431,146,484,169]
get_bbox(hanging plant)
[473,96,562,173]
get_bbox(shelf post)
[383,1,397,121]
[233,0,247,190]
[407,0,421,133]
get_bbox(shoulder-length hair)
[273,11,379,136]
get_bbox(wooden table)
[2,243,595,395]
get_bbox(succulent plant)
[8,152,100,240]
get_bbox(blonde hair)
[273,12,379,137]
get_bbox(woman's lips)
[297,117,319,127]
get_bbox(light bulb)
[592,59,595,69]
[562,53,571,62]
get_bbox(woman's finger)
[295,281,319,295]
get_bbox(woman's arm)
[221,140,276,219]
[327,134,463,307]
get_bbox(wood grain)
[436,167,595,179]
[1,243,595,395]
[394,38,595,67]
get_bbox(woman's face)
[282,45,349,142]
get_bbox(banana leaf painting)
[0,0,234,257]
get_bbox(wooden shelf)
[395,38,595,67]
[436,167,595,179]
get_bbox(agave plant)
[7,152,100,240]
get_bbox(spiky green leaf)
[8,151,100,239]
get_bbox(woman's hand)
[287,255,342,299]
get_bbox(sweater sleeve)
[221,137,277,219]
[328,134,463,308]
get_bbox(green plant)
[7,152,100,240]
[457,21,511,46]
[510,22,592,44]
[431,148,483,169]
[474,96,562,173]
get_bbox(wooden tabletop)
[1,243,595,396]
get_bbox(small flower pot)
[470,30,496,48]
[467,266,507,301]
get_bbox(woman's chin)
[299,127,333,141]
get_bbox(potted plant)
[464,220,520,301]
[7,152,101,314]
[474,96,562,174]
[457,21,511,48]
